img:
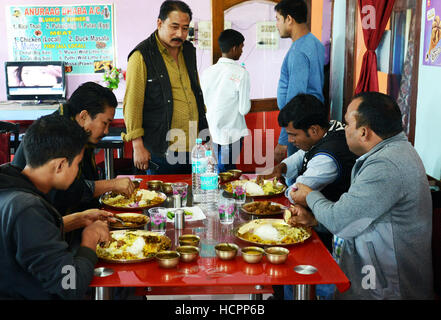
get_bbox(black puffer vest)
[299,122,356,201]
[128,31,208,156]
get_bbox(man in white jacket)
[201,29,251,172]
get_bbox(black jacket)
[128,31,208,156]
[0,164,97,300]
[12,105,98,216]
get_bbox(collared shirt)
[122,32,199,152]
[281,121,344,203]
[200,57,251,145]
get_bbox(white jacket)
[200,57,251,145]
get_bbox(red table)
[91,174,350,300]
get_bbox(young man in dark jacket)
[0,114,111,299]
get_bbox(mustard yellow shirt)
[122,33,199,152]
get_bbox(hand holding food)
[111,177,135,197]
[79,209,115,227]
[81,220,110,250]
[285,205,318,228]
[291,183,313,206]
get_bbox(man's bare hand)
[274,144,288,164]
[286,205,318,228]
[257,163,287,184]
[133,137,151,171]
[291,183,313,207]
[111,177,135,197]
[78,209,115,227]
[81,220,110,250]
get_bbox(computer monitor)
[5,61,66,103]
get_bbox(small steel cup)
[215,243,238,260]
[147,180,163,191]
[156,251,180,268]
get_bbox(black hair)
[158,0,192,21]
[23,114,89,168]
[274,0,308,24]
[64,82,117,119]
[278,94,329,133]
[218,29,245,53]
[353,92,403,139]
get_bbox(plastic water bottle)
[191,138,207,203]
[200,150,219,211]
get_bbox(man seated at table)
[0,114,111,299]
[290,92,434,299]
[259,94,357,251]
[13,81,135,216]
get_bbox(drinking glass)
[172,182,188,207]
[218,197,235,225]
[232,184,246,204]
[148,207,167,234]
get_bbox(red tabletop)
[90,174,350,295]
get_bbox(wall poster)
[6,4,116,74]
[423,0,441,66]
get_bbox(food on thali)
[242,201,284,215]
[224,178,286,197]
[236,219,311,245]
[96,230,171,262]
[109,212,149,229]
[101,188,165,209]
[284,209,292,223]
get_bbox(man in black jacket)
[0,114,111,299]
[13,82,135,216]
[122,0,208,174]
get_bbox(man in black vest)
[122,0,208,174]
[259,94,357,250]
[261,94,356,300]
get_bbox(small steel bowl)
[156,251,180,268]
[228,169,242,180]
[176,245,199,263]
[178,234,200,247]
[241,246,265,264]
[215,243,239,260]
[219,172,234,183]
[265,247,289,265]
[131,178,143,188]
[147,180,163,191]
[161,182,174,195]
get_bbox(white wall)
[414,0,441,180]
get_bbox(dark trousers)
[212,138,244,173]
[147,152,192,175]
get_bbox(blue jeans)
[212,138,244,173]
[146,152,192,175]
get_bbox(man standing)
[123,0,208,174]
[274,0,325,165]
[291,92,434,299]
[201,29,251,173]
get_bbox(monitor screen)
[5,61,66,101]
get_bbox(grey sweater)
[306,132,434,299]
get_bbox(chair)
[0,121,20,165]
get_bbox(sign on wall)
[197,20,232,50]
[256,22,279,49]
[423,0,441,66]
[6,4,116,74]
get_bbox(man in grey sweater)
[290,92,434,299]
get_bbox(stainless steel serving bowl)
[264,247,289,264]
[156,251,180,268]
[178,234,200,247]
[228,169,242,180]
[219,172,234,183]
[215,243,239,260]
[176,245,200,263]
[147,180,163,191]
[241,246,265,264]
[161,182,174,195]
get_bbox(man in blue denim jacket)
[291,92,434,299]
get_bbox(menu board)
[256,22,279,49]
[423,0,441,66]
[6,4,116,74]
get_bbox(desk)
[91,174,350,300]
